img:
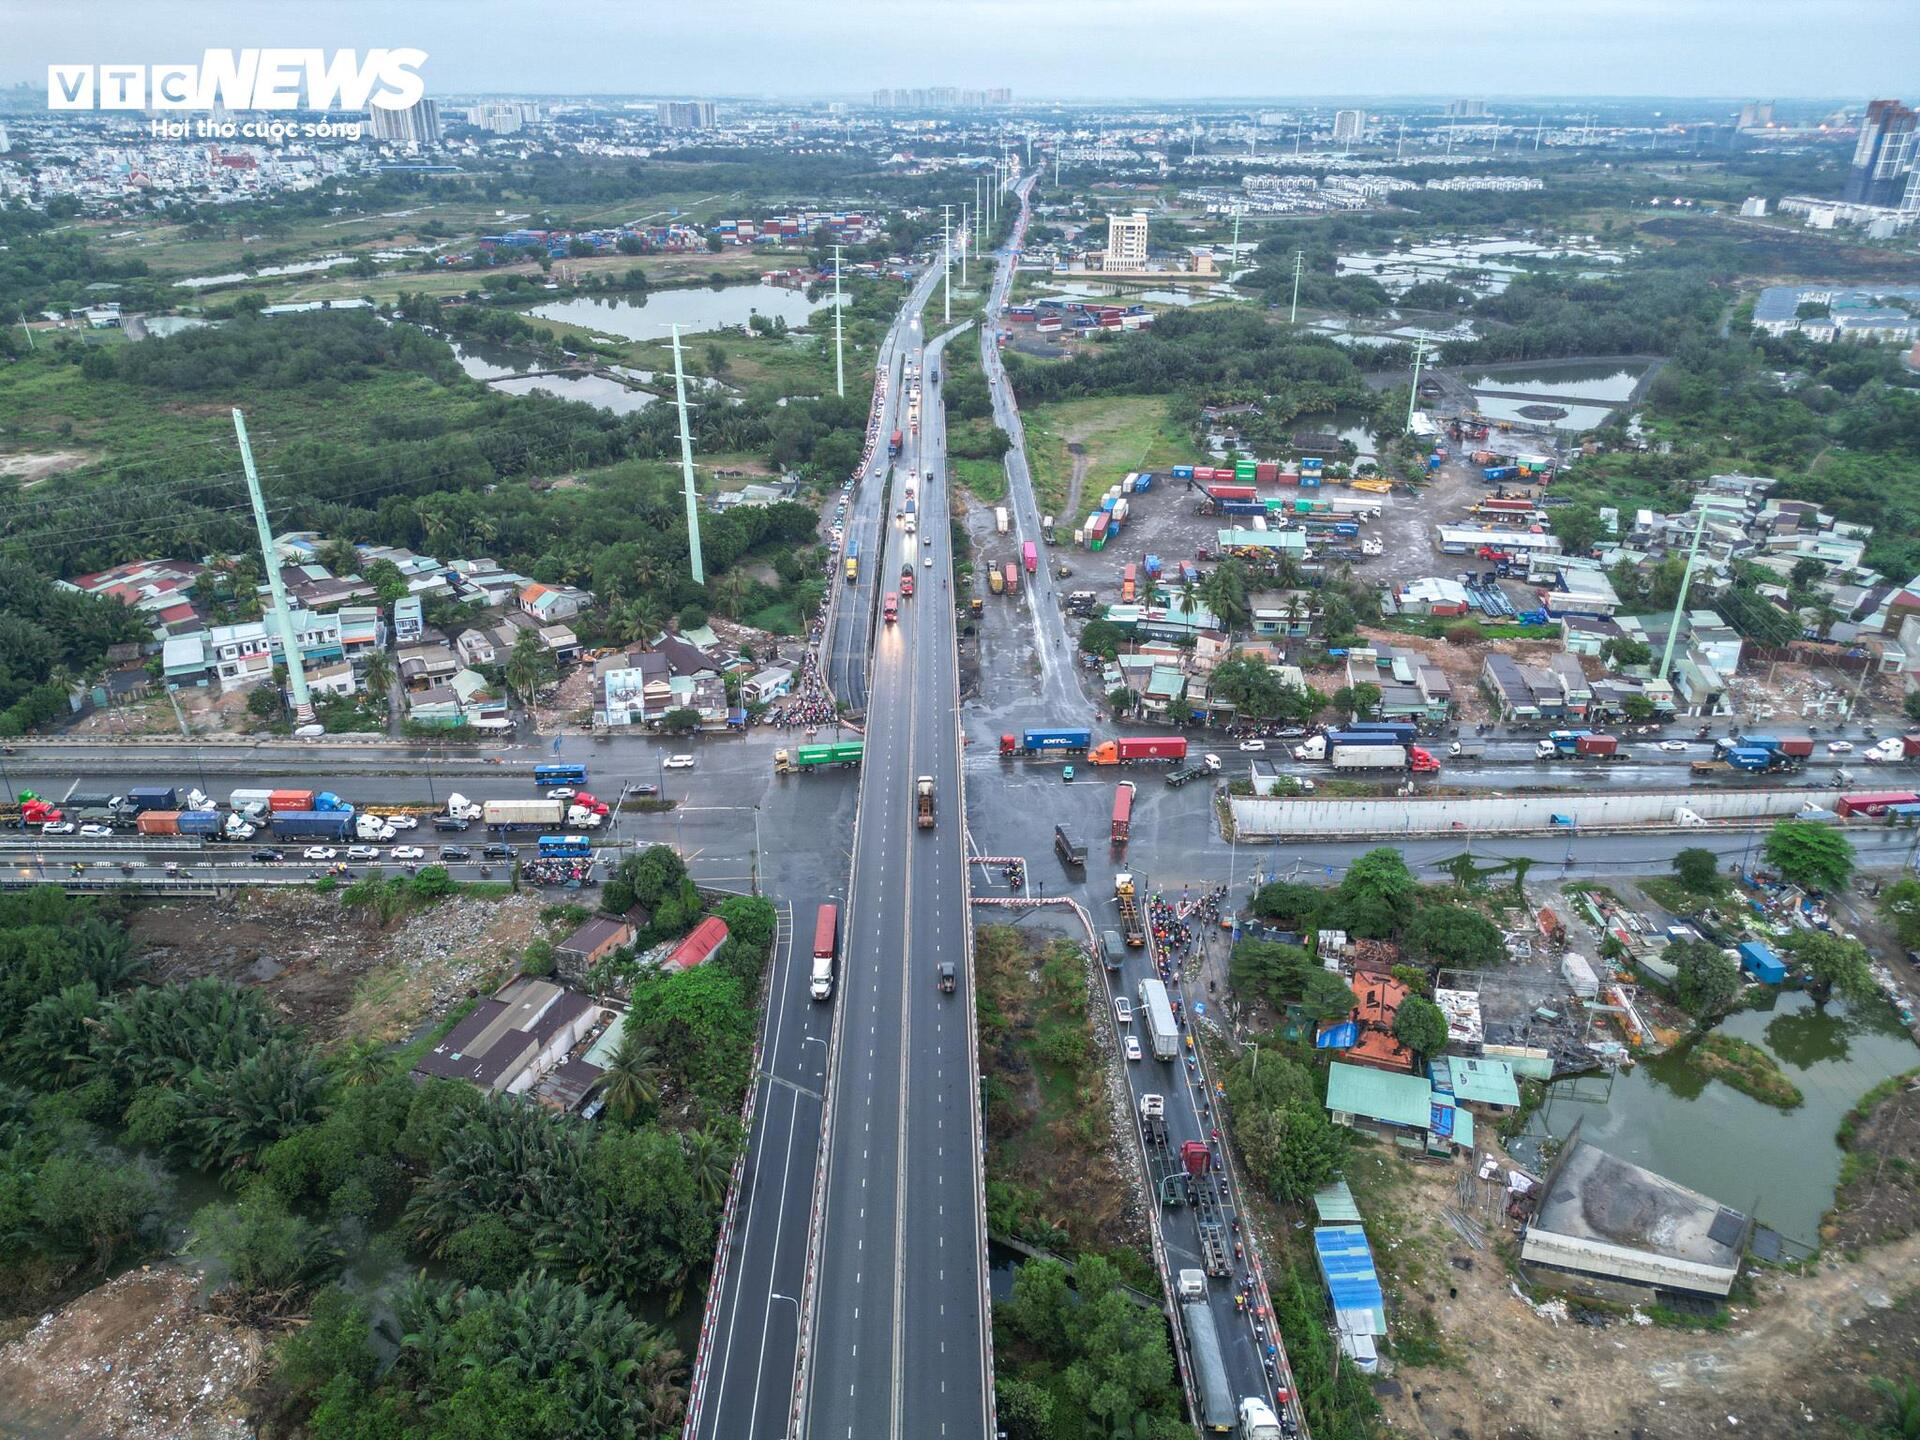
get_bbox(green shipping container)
[796,742,865,767]
[1294,499,1313,513]
[1089,534,1106,551]
[1234,460,1257,481]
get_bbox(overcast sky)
[4,0,1916,102]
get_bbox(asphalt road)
[803,301,991,1440]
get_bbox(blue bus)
[534,763,588,787]
[537,834,593,858]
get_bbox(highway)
[802,297,992,1439]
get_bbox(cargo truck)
[1139,1092,1167,1147]
[1000,728,1092,758]
[987,568,1004,595]
[1110,781,1135,845]
[775,742,864,773]
[269,810,354,840]
[1115,873,1145,946]
[916,775,935,828]
[1054,825,1087,870]
[884,592,899,624]
[1003,562,1019,596]
[1165,754,1222,787]
[230,788,274,816]
[125,786,178,813]
[1183,1301,1236,1432]
[1042,515,1056,543]
[995,506,1010,535]
[1087,736,1188,766]
[483,798,565,831]
[1534,731,1620,759]
[1139,977,1179,1060]
[1292,731,1403,761]
[1331,744,1437,772]
[811,904,838,1001]
[889,428,902,456]
[1022,541,1038,575]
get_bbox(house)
[336,605,384,660]
[1345,644,1452,722]
[305,661,356,698]
[455,626,504,669]
[446,559,532,607]
[1543,567,1623,619]
[449,669,510,727]
[397,643,460,692]
[663,915,729,973]
[405,685,465,727]
[393,595,424,645]
[278,568,378,614]
[1323,1061,1470,1156]
[1397,576,1471,617]
[410,976,601,1097]
[742,667,795,705]
[1559,615,1623,657]
[1428,1055,1520,1116]
[656,635,719,679]
[537,624,581,665]
[518,582,592,623]
[1482,651,1588,722]
[556,915,636,976]
[1325,969,1416,1073]
[59,558,205,640]
[162,634,210,689]
[358,545,452,597]
[1249,590,1320,638]
[204,612,341,692]
[600,653,672,727]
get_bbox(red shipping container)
[269,789,315,812]
[1255,462,1279,483]
[1837,791,1920,817]
[1208,483,1258,502]
[137,810,182,836]
[1575,734,1617,757]
[1903,734,1920,758]
[1118,736,1188,762]
[1111,784,1134,844]
[1277,471,1300,486]
[1775,737,1816,759]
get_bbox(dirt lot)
[0,450,95,488]
[1357,1138,1920,1440]
[1830,1074,1920,1251]
[0,1266,265,1440]
[132,888,549,1041]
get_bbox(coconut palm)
[360,647,394,704]
[329,1036,394,1088]
[600,1030,660,1125]
[681,1124,736,1208]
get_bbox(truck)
[1042,514,1056,543]
[230,788,274,816]
[1139,1092,1167,1147]
[1739,735,1816,760]
[269,789,315,813]
[1110,781,1135,845]
[1139,977,1179,1060]
[1691,747,1785,777]
[1292,731,1402,761]
[1121,563,1137,603]
[775,742,864,773]
[1332,744,1430,772]
[1238,1398,1286,1440]
[1000,728,1093,758]
[889,428,903,456]
[1022,540,1038,575]
[987,567,1004,595]
[1003,562,1019,597]
[1166,753,1222,787]
[810,904,838,1001]
[1344,720,1418,744]
[916,775,935,828]
[1087,736,1188,766]
[269,810,354,840]
[443,793,484,822]
[1533,731,1621,759]
[355,813,397,842]
[482,798,565,831]
[884,592,899,624]
[125,786,178,813]
[1182,1302,1237,1433]
[1054,824,1087,870]
[900,567,915,599]
[1115,873,1145,946]
[995,506,1010,535]
[1865,737,1911,764]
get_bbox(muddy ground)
[131,888,550,1041]
[0,1266,265,1440]
[1830,1075,1920,1252]
[1360,1136,1920,1440]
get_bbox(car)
[1658,739,1689,752]
[347,845,381,862]
[482,843,517,860]
[1062,764,1075,783]
[385,814,418,830]
[630,782,659,797]
[438,846,472,862]
[937,961,956,994]
[547,788,577,800]
[40,820,75,835]
[663,754,695,769]
[923,555,932,567]
[1124,1034,1142,1062]
[922,532,932,545]
[391,845,426,861]
[79,823,114,838]
[1114,996,1133,1025]
[1238,739,1267,752]
[302,846,338,861]
[1827,740,1855,754]
[250,848,284,863]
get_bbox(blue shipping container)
[126,786,178,811]
[1134,473,1152,491]
[1025,728,1092,752]
[270,810,354,839]
[1172,465,1194,479]
[1326,730,1405,748]
[1737,940,1787,985]
[177,811,222,836]
[1299,474,1321,488]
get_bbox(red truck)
[1111,781,1135,846]
[900,563,915,598]
[1088,736,1189,766]
[1004,561,1019,596]
[1575,734,1618,758]
[889,428,903,456]
[884,592,899,624]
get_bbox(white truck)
[1138,977,1179,1061]
[1238,1397,1286,1440]
[1291,734,1330,762]
[1332,744,1407,771]
[995,505,1010,535]
[810,954,834,1001]
[355,813,397,842]
[443,793,484,822]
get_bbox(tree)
[1327,847,1417,938]
[1603,636,1654,670]
[599,1029,659,1124]
[362,559,409,609]
[1670,939,1742,1020]
[660,706,702,734]
[1331,681,1381,720]
[247,684,282,721]
[1404,903,1504,966]
[1621,692,1657,722]
[504,627,557,702]
[1549,504,1604,556]
[1780,929,1877,1006]
[1209,655,1287,721]
[1390,992,1448,1061]
[1197,559,1252,632]
[1252,881,1323,929]
[1227,940,1312,1010]
[1106,685,1135,720]
[1671,847,1720,895]
[1080,618,1126,660]
[1299,967,1357,1024]
[1904,690,1920,725]
[1762,819,1855,893]
[359,648,394,706]
[1877,876,1920,950]
[193,1191,340,1311]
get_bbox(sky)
[3,0,1917,102]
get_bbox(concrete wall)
[1519,1228,1738,1297]
[1229,787,1843,838]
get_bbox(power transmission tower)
[832,243,845,397]
[960,202,968,286]
[942,204,952,322]
[1406,332,1429,432]
[231,408,312,721]
[670,324,704,584]
[1289,251,1304,323]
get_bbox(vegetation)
[1762,820,1856,894]
[1668,939,1744,1022]
[1222,1042,1349,1205]
[1671,847,1722,895]
[1687,1033,1805,1110]
[1778,928,1878,1007]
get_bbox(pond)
[1465,363,1649,403]
[1469,395,1617,432]
[527,282,841,341]
[174,255,357,288]
[1523,989,1918,1247]
[489,372,659,414]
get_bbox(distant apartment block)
[368,97,442,149]
[1333,109,1366,142]
[1103,211,1149,271]
[656,100,717,130]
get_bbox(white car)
[79,823,114,838]
[664,754,696,769]
[1238,739,1267,752]
[1124,1034,1142,1062]
[392,845,426,861]
[346,845,381,862]
[547,788,577,800]
[922,533,932,546]
[1827,740,1854,754]
[302,846,338,861]
[41,820,75,835]
[1114,996,1133,1025]
[385,814,418,830]
[1657,740,1689,752]
[923,555,933,567]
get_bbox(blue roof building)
[1313,1225,1387,1339]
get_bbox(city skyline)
[2,0,1916,100]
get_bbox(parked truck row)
[998,729,1192,765]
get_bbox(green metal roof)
[1325,1062,1433,1129]
[1448,1056,1520,1108]
[1312,1179,1362,1223]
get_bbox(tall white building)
[0,124,11,154]
[369,97,441,149]
[1103,211,1149,271]
[468,103,524,135]
[656,100,717,130]
[1333,109,1365,142]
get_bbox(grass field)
[1018,395,1190,518]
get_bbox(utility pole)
[976,175,984,250]
[1229,206,1241,280]
[231,408,312,722]
[1534,117,1543,151]
[1658,499,1741,683]
[670,324,704,584]
[941,203,952,322]
[1289,250,1304,323]
[959,202,968,287]
[832,243,845,397]
[1397,119,1405,160]
[1406,331,1428,432]
[17,313,33,351]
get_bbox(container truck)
[988,568,1004,595]
[1182,1301,1237,1432]
[137,810,183,836]
[269,789,315,813]
[1087,736,1188,765]
[1054,825,1087,870]
[916,775,936,829]
[1738,735,1814,761]
[177,811,223,837]
[1534,732,1620,759]
[1022,541,1038,575]
[995,506,1010,535]
[1331,744,1441,772]
[1837,791,1920,817]
[810,904,838,1001]
[269,810,354,840]
[483,798,565,831]
[1000,728,1092,758]
[125,786,178,813]
[1292,731,1407,761]
[1003,562,1019,596]
[1139,1092,1167,1146]
[1691,747,1783,776]
[1139,977,1179,1060]
[1110,781,1135,845]
[775,742,864,773]
[355,813,398,842]
[230,788,274,816]
[1345,720,1418,744]
[1115,873,1145,945]
[889,428,903,456]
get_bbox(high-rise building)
[1737,101,1775,130]
[1845,100,1917,206]
[1332,109,1365,142]
[656,100,717,130]
[368,97,441,149]
[0,124,11,154]
[1103,211,1149,271]
[468,103,523,135]
[1445,100,1488,119]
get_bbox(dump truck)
[1115,872,1145,946]
[775,742,864,774]
[1054,825,1087,870]
[915,775,935,828]
[1087,736,1188,766]
[1110,781,1135,845]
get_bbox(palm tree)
[360,647,394,704]
[329,1036,394,1088]
[682,1125,736,1208]
[600,1029,659,1124]
[1872,1377,1920,1440]
[505,629,556,702]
